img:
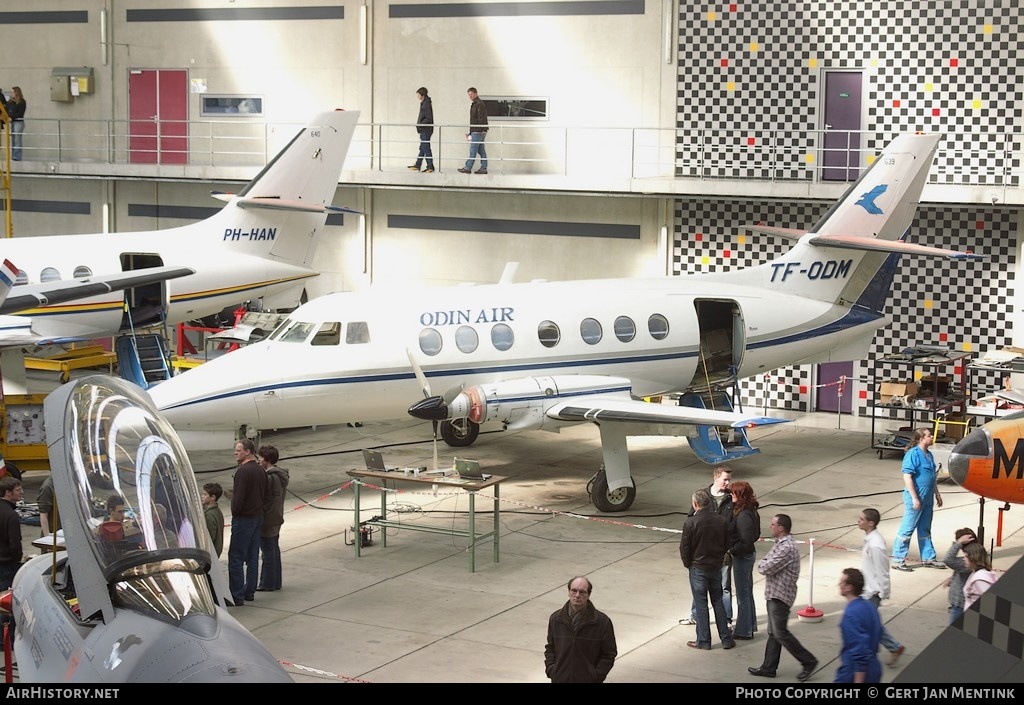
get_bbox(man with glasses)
[748,514,819,681]
[544,576,617,683]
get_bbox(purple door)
[817,361,854,413]
[822,71,863,181]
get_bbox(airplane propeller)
[406,349,466,472]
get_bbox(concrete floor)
[18,410,1023,684]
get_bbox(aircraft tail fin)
[734,133,977,311]
[208,109,360,267]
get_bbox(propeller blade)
[442,384,464,405]
[432,420,439,471]
[406,348,431,398]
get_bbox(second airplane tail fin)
[207,109,360,268]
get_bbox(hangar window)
[491,323,514,352]
[580,318,603,345]
[455,326,478,353]
[311,322,341,346]
[613,316,636,343]
[201,95,264,117]
[648,314,669,340]
[73,266,93,278]
[482,97,549,121]
[419,328,443,356]
[40,267,62,283]
[537,320,560,348]
[346,321,370,345]
[280,321,316,343]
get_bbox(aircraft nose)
[947,428,987,488]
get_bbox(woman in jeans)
[728,481,761,639]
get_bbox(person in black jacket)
[0,476,23,650]
[408,87,435,173]
[681,465,734,626]
[544,576,617,683]
[728,480,761,639]
[680,489,736,650]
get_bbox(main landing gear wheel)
[589,467,636,513]
[440,418,479,447]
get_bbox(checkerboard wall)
[676,1,1023,185]
[674,201,1016,413]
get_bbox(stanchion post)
[797,537,824,622]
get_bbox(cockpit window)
[311,321,341,346]
[60,377,214,621]
[279,321,316,343]
[346,321,370,345]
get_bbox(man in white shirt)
[858,508,906,667]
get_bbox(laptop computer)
[454,457,488,481]
[362,448,396,472]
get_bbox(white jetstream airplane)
[0,257,193,316]
[150,132,981,512]
[0,109,358,391]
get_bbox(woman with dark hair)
[892,428,944,570]
[728,480,760,640]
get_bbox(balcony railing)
[4,117,1022,191]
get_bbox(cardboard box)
[879,380,919,406]
[920,374,952,396]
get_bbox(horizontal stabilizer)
[546,397,789,428]
[0,266,195,315]
[743,225,807,241]
[234,196,360,215]
[807,233,985,260]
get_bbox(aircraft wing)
[994,389,1024,405]
[545,396,790,428]
[0,266,195,315]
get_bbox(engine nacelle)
[448,375,633,432]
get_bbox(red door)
[129,69,188,164]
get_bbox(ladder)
[116,333,172,389]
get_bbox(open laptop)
[454,457,489,481]
[362,448,397,472]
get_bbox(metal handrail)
[5,117,1022,189]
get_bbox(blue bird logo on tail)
[855,184,888,214]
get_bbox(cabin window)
[346,321,370,345]
[40,267,62,283]
[648,314,670,340]
[73,266,93,278]
[455,326,479,353]
[537,320,560,348]
[491,323,514,352]
[14,270,27,285]
[419,328,443,356]
[280,321,316,343]
[311,322,341,346]
[580,318,603,345]
[613,316,636,343]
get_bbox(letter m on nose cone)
[992,439,1024,480]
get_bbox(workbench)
[346,469,504,572]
